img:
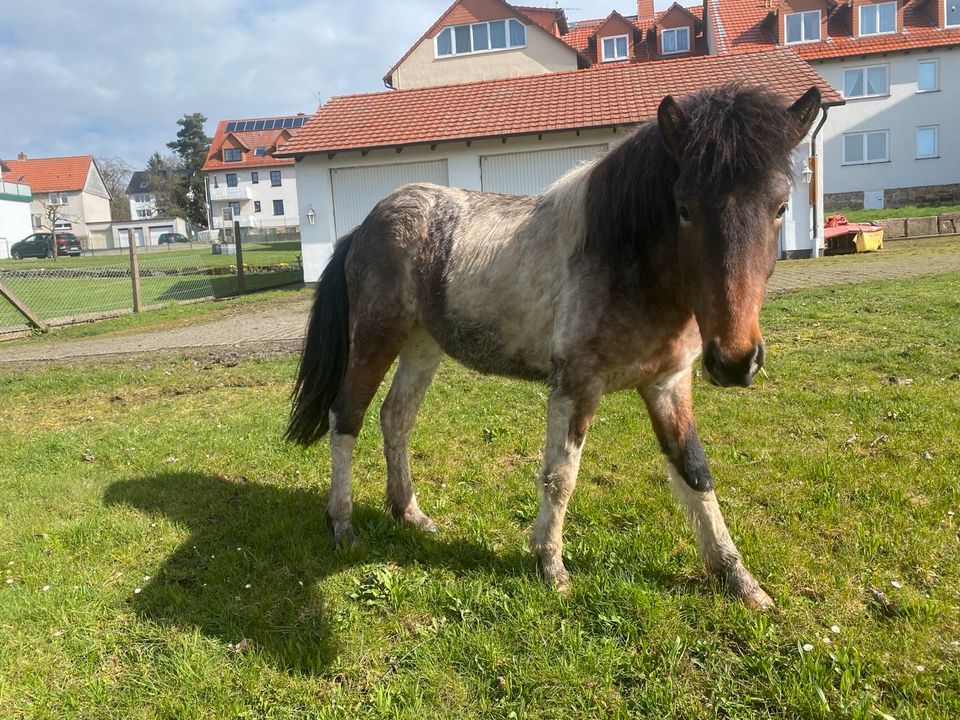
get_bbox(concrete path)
[1,237,958,364]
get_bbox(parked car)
[157,232,190,244]
[9,232,82,259]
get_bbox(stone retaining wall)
[824,183,960,213]
[875,213,960,239]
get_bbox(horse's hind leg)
[639,370,774,609]
[381,326,443,531]
[327,329,410,546]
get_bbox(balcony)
[209,186,252,201]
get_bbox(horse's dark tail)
[286,234,353,446]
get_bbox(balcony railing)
[208,186,253,201]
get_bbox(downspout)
[808,106,829,258]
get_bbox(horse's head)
[657,85,821,387]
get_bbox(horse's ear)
[658,95,688,162]
[787,86,822,145]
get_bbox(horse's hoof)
[741,587,775,610]
[725,565,775,609]
[331,524,357,548]
[540,561,571,595]
[402,509,438,533]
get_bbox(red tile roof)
[277,49,841,157]
[714,0,960,59]
[202,120,296,172]
[0,155,93,193]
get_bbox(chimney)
[17,152,27,160]
[638,0,655,21]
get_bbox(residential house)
[201,116,305,232]
[0,176,33,259]
[0,154,112,248]
[279,0,841,282]
[125,168,189,219]
[703,0,960,210]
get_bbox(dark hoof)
[332,525,357,548]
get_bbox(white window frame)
[949,0,960,27]
[916,125,939,159]
[842,130,890,165]
[48,192,68,206]
[223,147,242,163]
[843,64,889,99]
[435,19,526,58]
[31,214,41,229]
[859,2,897,36]
[917,59,939,92]
[601,34,629,62]
[660,26,690,55]
[784,10,821,44]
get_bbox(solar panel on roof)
[226,122,237,132]
[283,118,294,128]
[293,118,305,128]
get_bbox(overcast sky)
[0,1,674,171]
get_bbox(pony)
[287,83,822,608]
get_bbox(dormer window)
[785,10,820,44]
[661,27,690,55]
[435,19,526,57]
[223,148,242,162]
[254,147,266,156]
[601,34,629,61]
[948,1,960,27]
[860,2,896,35]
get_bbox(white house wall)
[0,195,33,259]
[205,164,299,230]
[814,48,960,206]
[296,126,821,282]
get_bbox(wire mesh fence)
[0,235,303,335]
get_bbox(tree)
[38,199,66,260]
[166,113,211,228]
[96,156,133,222]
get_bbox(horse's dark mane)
[582,83,799,269]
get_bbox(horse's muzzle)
[703,340,765,388]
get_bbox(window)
[226,173,238,188]
[270,170,281,187]
[254,147,266,156]
[136,209,152,218]
[785,10,820,43]
[661,27,690,55]
[859,2,896,35]
[251,171,259,184]
[48,192,68,205]
[917,126,939,158]
[602,34,629,61]
[31,214,41,228]
[273,199,284,216]
[223,147,242,162]
[229,201,241,217]
[917,60,939,92]
[843,130,889,164]
[435,18,525,57]
[254,201,261,213]
[843,65,888,98]
[949,0,960,26]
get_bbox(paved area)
[1,238,958,364]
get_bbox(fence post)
[128,228,142,312]
[0,281,48,332]
[233,219,246,294]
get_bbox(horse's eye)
[776,203,788,219]
[678,206,691,222]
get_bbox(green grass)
[1,274,959,719]
[833,204,960,224]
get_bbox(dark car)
[157,232,190,245]
[9,232,82,259]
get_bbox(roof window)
[859,2,896,36]
[436,19,526,57]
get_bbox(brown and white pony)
[288,84,822,607]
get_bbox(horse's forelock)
[677,84,797,190]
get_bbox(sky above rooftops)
[0,1,673,171]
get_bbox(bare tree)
[38,199,65,260]
[97,156,133,221]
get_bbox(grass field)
[1,273,958,719]
[832,204,960,224]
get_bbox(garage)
[480,145,608,196]
[149,225,174,245]
[330,160,449,238]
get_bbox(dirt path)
[2,238,958,364]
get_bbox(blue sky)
[0,1,674,170]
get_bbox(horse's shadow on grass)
[103,472,531,675]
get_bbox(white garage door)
[480,145,608,196]
[150,225,174,245]
[331,160,449,238]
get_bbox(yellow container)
[855,227,884,252]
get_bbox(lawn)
[0,273,958,719]
[832,204,960,224]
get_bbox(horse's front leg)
[532,386,599,593]
[639,370,774,609]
